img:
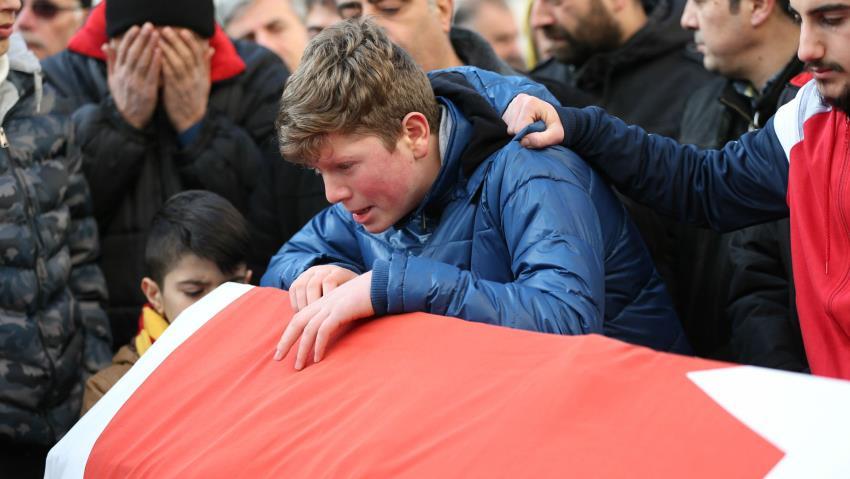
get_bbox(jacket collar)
[67,3,245,83]
[574,0,691,90]
[393,97,476,231]
[721,56,805,129]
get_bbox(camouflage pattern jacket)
[0,34,111,446]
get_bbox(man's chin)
[819,84,850,114]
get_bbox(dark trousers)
[0,440,50,479]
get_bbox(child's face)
[314,119,438,233]
[142,254,251,322]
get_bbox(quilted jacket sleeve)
[370,147,605,335]
[556,106,790,232]
[260,205,366,289]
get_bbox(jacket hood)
[415,67,558,220]
[67,2,245,83]
[9,33,41,75]
[1,33,43,117]
[575,0,692,85]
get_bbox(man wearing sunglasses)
[15,0,90,59]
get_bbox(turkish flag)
[48,283,826,478]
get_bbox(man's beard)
[824,86,850,114]
[807,61,850,113]
[542,0,621,67]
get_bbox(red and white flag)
[46,283,850,478]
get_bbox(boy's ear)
[141,277,165,316]
[245,269,253,285]
[401,112,431,159]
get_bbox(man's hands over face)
[274,270,374,370]
[159,27,213,133]
[105,23,162,130]
[105,23,212,133]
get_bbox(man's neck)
[746,20,800,91]
[616,4,649,46]
[421,37,464,72]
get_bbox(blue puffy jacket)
[262,67,688,353]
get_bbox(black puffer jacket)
[0,34,110,446]
[42,16,288,348]
[679,58,807,370]
[533,0,720,352]
[543,0,716,138]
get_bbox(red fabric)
[790,72,814,87]
[84,287,782,477]
[787,108,850,379]
[67,3,245,83]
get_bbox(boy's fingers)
[273,315,306,361]
[322,278,338,296]
[294,312,324,370]
[313,317,340,363]
[306,275,324,305]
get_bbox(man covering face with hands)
[41,0,299,349]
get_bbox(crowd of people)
[1,0,847,474]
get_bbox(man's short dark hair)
[145,190,250,285]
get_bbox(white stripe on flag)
[689,366,850,478]
[45,282,255,479]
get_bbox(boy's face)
[142,253,251,322]
[314,113,438,233]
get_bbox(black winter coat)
[679,58,807,370]
[42,39,288,348]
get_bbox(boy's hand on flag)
[289,265,359,312]
[274,271,374,370]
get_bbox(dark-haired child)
[81,190,251,414]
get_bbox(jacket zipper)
[826,119,850,322]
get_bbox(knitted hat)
[105,0,216,38]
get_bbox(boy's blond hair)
[276,18,441,164]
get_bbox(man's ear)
[245,269,254,285]
[401,112,431,159]
[435,0,455,33]
[750,0,775,26]
[141,277,165,316]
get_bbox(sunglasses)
[27,0,82,20]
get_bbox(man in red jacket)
[496,0,850,379]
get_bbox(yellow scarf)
[134,304,169,357]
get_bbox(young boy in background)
[81,191,251,414]
[262,19,688,370]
